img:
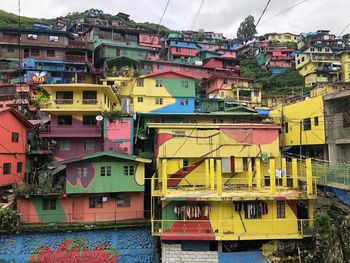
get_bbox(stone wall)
[0,227,154,263]
[162,243,218,263]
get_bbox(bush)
[0,207,19,231]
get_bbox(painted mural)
[0,228,154,263]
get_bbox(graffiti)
[27,71,47,84]
[28,238,119,263]
[66,163,96,190]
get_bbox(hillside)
[0,9,54,28]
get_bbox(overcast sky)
[1,0,349,38]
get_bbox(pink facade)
[104,118,133,155]
[53,138,103,160]
[216,49,237,59]
[266,48,293,68]
[17,192,144,224]
[139,34,161,48]
[205,76,253,95]
[170,47,196,57]
[151,62,212,79]
[198,43,225,51]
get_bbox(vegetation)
[0,207,19,231]
[0,9,54,28]
[236,15,257,43]
[270,40,297,50]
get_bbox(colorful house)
[339,50,350,82]
[17,152,151,224]
[264,32,298,43]
[149,122,316,260]
[264,47,294,74]
[0,108,32,186]
[167,40,198,59]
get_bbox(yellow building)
[264,32,298,43]
[340,50,350,82]
[295,46,341,87]
[150,122,316,258]
[269,96,327,159]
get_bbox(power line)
[256,0,272,27]
[338,22,350,37]
[191,0,205,30]
[157,0,172,36]
[259,0,309,25]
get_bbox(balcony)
[152,219,314,240]
[151,158,317,200]
[65,55,86,63]
[55,99,73,104]
[68,40,94,50]
[82,99,98,104]
[270,55,293,60]
[40,123,102,138]
[40,99,104,112]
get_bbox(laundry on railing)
[234,201,268,219]
[173,204,211,220]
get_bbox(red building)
[0,108,32,186]
[265,47,294,69]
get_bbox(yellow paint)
[39,84,120,113]
[216,159,222,196]
[306,158,313,196]
[308,200,314,227]
[340,51,350,82]
[282,158,287,187]
[210,158,215,190]
[162,159,167,197]
[270,159,276,194]
[270,96,325,146]
[205,159,210,188]
[265,33,298,43]
[135,163,145,185]
[292,158,298,189]
[248,159,253,189]
[255,158,261,190]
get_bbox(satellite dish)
[96,115,104,121]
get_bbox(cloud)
[1,0,349,37]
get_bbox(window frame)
[3,163,11,175]
[17,162,23,173]
[89,196,103,208]
[27,33,38,40]
[12,132,19,143]
[277,201,286,218]
[303,118,311,131]
[49,35,59,42]
[42,198,56,210]
[117,195,131,208]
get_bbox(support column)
[248,158,253,189]
[216,159,222,196]
[161,159,167,197]
[282,158,287,187]
[308,200,314,228]
[205,159,210,188]
[210,158,215,190]
[270,158,276,194]
[255,158,261,190]
[292,158,298,189]
[306,158,313,196]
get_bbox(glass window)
[84,140,94,150]
[42,198,56,210]
[47,49,55,57]
[155,80,163,87]
[56,91,73,104]
[137,97,143,103]
[137,79,144,87]
[12,132,19,142]
[223,78,228,84]
[83,115,97,125]
[277,201,286,218]
[155,98,163,105]
[17,162,23,173]
[181,80,188,88]
[123,165,134,176]
[183,159,189,171]
[285,122,289,133]
[57,115,72,125]
[59,140,70,151]
[27,34,38,40]
[117,195,131,207]
[156,64,163,70]
[101,166,111,176]
[314,116,319,126]
[181,99,189,105]
[82,91,97,104]
[89,197,103,208]
[31,49,40,56]
[49,35,59,42]
[7,48,15,52]
[303,118,311,131]
[184,67,190,72]
[3,163,11,175]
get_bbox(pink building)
[265,47,294,69]
[139,33,161,48]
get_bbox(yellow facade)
[340,50,350,82]
[269,96,325,146]
[265,33,298,43]
[39,84,120,113]
[150,123,315,241]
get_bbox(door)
[72,197,84,221]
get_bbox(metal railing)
[82,99,98,104]
[152,219,314,238]
[55,99,73,104]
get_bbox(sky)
[1,0,349,38]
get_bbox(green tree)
[343,33,350,49]
[237,15,257,43]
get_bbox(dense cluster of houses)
[0,13,349,262]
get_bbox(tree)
[237,15,257,43]
[343,33,350,49]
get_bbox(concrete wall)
[162,243,218,263]
[0,227,154,263]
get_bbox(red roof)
[141,70,200,79]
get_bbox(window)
[297,59,300,64]
[123,165,135,176]
[155,98,163,105]
[181,99,189,105]
[101,166,112,176]
[83,115,97,125]
[17,162,23,173]
[277,201,286,218]
[57,115,72,125]
[49,35,59,42]
[56,91,73,104]
[77,167,88,177]
[310,48,315,52]
[47,49,55,57]
[176,47,181,52]
[31,49,40,56]
[173,131,185,137]
[223,78,228,84]
[143,36,148,41]
[325,48,330,52]
[285,122,289,133]
[314,116,319,126]
[254,91,260,97]
[27,34,38,40]
[59,140,70,151]
[183,159,189,171]
[3,163,11,175]
[83,91,97,104]
[42,198,56,210]
[117,195,131,207]
[156,64,163,70]
[187,48,192,54]
[137,79,144,87]
[12,132,19,142]
[301,57,305,62]
[7,48,15,53]
[171,66,177,71]
[155,80,163,87]
[184,67,190,72]
[317,48,322,52]
[243,157,248,171]
[196,68,202,73]
[84,140,94,150]
[137,97,144,103]
[181,80,188,88]
[303,118,311,131]
[89,197,103,208]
